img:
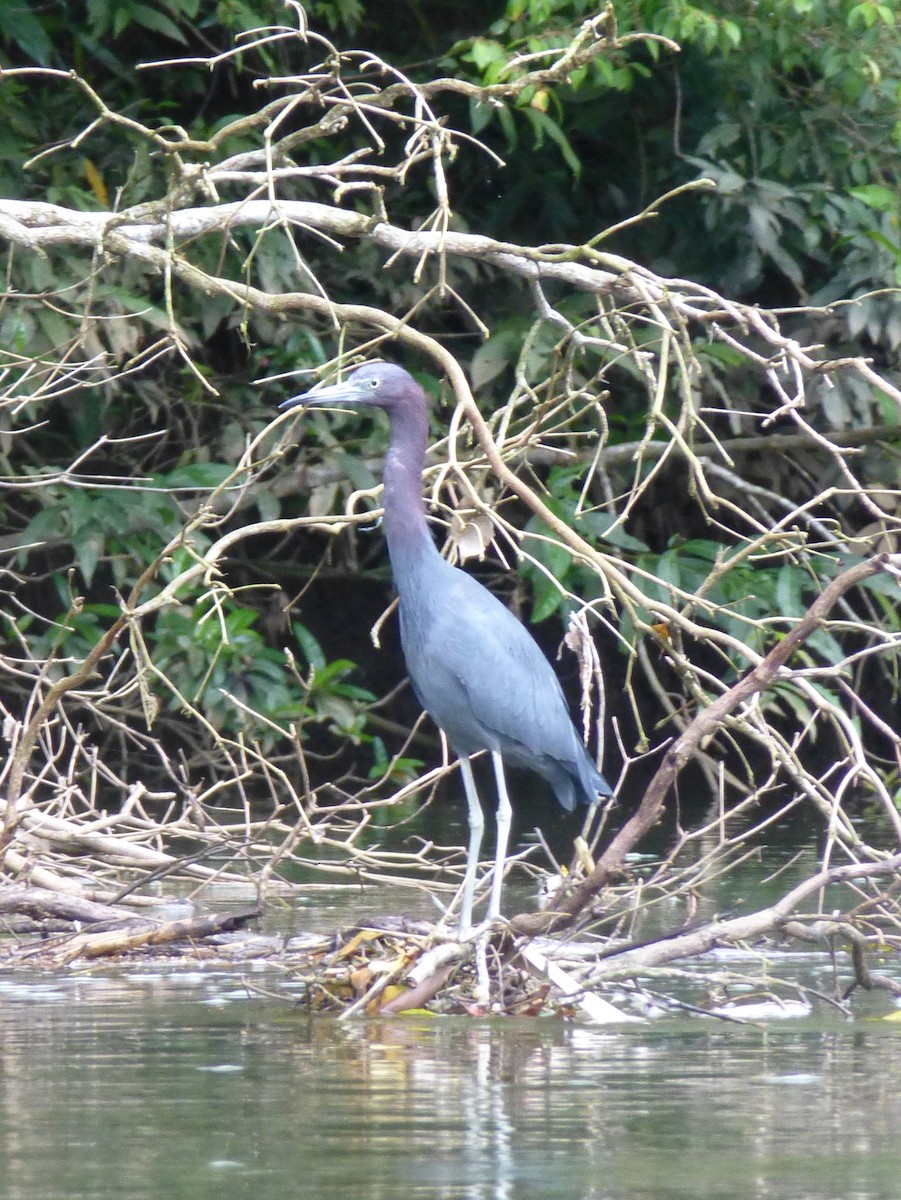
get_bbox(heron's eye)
[365,377,379,390]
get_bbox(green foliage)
[19,476,201,588]
[365,736,424,785]
[8,451,376,757]
[642,0,901,330]
[3,0,900,804]
[520,467,650,621]
[288,620,376,735]
[5,580,376,751]
[517,467,901,734]
[0,0,55,63]
[152,604,374,741]
[4,0,900,344]
[442,0,901,347]
[148,601,288,732]
[84,0,199,43]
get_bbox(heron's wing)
[400,564,577,761]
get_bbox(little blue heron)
[280,361,613,933]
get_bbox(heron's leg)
[488,751,513,922]
[458,756,485,935]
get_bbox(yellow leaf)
[82,158,109,207]
[334,928,383,960]
[349,966,372,993]
[378,985,407,1005]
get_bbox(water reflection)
[0,970,899,1199]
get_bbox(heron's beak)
[279,379,364,412]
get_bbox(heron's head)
[279,361,423,416]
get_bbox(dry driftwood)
[0,896,261,967]
[513,553,901,936]
[0,884,136,924]
[51,907,262,964]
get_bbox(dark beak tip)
[278,396,307,411]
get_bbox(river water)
[1,932,900,1200]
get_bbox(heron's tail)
[575,750,614,807]
[548,742,614,812]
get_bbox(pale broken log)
[47,907,261,965]
[1,848,164,907]
[518,940,642,1024]
[0,884,135,924]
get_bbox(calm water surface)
[1,962,900,1200]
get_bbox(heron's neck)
[382,401,438,580]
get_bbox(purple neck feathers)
[381,392,438,579]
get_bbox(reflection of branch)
[512,552,898,936]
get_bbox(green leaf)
[775,565,808,618]
[73,529,104,587]
[112,6,131,37]
[530,533,572,585]
[307,659,355,689]
[804,628,846,667]
[529,572,564,623]
[19,504,64,555]
[849,185,899,213]
[255,488,280,522]
[470,331,520,390]
[222,606,259,637]
[469,98,495,135]
[523,109,582,178]
[156,463,233,490]
[0,1,54,64]
[655,548,682,591]
[578,511,649,553]
[464,38,506,72]
[293,622,327,673]
[130,3,186,41]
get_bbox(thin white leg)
[488,751,512,922]
[458,756,484,935]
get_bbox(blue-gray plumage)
[280,361,613,932]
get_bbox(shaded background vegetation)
[2,0,899,822]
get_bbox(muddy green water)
[1,962,900,1200]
